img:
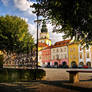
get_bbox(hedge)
[0,68,46,82]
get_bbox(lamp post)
[36,13,39,69]
[30,2,41,79]
[34,7,42,69]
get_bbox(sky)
[0,0,64,44]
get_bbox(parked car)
[83,65,88,68]
[78,65,83,68]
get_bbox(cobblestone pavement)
[0,68,92,92]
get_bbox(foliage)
[33,0,92,46]
[0,15,34,53]
[0,68,46,82]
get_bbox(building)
[51,40,70,67]
[38,42,49,51]
[78,44,92,68]
[38,20,92,68]
[68,42,92,68]
[41,46,52,67]
[68,42,79,67]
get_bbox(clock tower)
[39,20,51,46]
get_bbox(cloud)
[47,24,64,44]
[14,0,35,16]
[1,0,9,6]
[20,17,28,22]
[28,23,37,42]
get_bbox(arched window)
[71,61,77,68]
[87,62,91,68]
[62,61,68,68]
[54,62,58,67]
[79,62,84,66]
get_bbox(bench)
[66,69,92,83]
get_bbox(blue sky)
[0,0,64,44]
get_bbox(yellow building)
[38,42,49,51]
[68,42,79,67]
[38,20,51,51]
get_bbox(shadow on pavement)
[0,83,38,92]
[38,80,92,92]
[0,80,92,92]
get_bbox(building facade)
[68,42,92,68]
[68,42,79,67]
[51,40,70,67]
[78,45,92,68]
[41,46,52,67]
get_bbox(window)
[70,48,72,52]
[56,55,59,59]
[61,48,63,52]
[49,56,50,59]
[80,53,82,59]
[87,52,89,58]
[73,48,75,51]
[64,48,66,52]
[53,56,55,60]
[57,49,59,52]
[61,54,62,59]
[73,56,76,59]
[53,49,55,52]
[80,47,82,51]
[65,54,67,58]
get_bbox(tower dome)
[41,20,48,33]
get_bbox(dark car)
[78,65,83,68]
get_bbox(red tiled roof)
[38,42,49,47]
[54,40,71,45]
[53,40,71,48]
[43,45,53,49]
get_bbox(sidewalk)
[0,68,92,92]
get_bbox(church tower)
[39,20,51,46]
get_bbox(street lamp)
[33,3,42,69]
[30,2,41,79]
[34,16,42,69]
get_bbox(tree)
[0,55,4,68]
[33,0,92,46]
[0,15,34,53]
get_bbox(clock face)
[46,40,49,44]
[46,40,50,46]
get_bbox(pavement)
[0,68,92,92]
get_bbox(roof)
[42,45,53,50]
[53,40,71,48]
[38,42,49,47]
[54,40,71,46]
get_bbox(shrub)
[0,68,46,82]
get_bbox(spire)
[41,20,48,33]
